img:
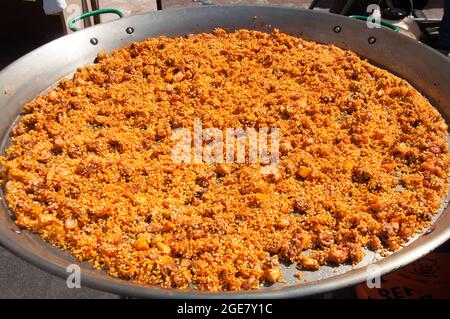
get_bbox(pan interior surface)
[0,6,450,298]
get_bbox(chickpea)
[47,90,59,102]
[368,195,385,212]
[279,105,296,117]
[296,166,311,179]
[37,214,56,227]
[382,162,396,173]
[393,143,409,157]
[399,227,413,239]
[64,218,78,230]
[293,198,311,214]
[268,171,282,183]
[421,162,438,175]
[349,247,364,264]
[173,71,185,82]
[254,193,269,201]
[163,221,176,232]
[382,222,399,236]
[429,194,442,209]
[299,256,320,270]
[155,127,168,140]
[368,236,382,251]
[134,235,150,251]
[51,224,66,239]
[343,160,355,172]
[381,135,394,147]
[317,146,331,158]
[275,218,290,229]
[436,122,448,132]
[351,134,368,145]
[156,242,172,255]
[249,193,269,207]
[162,200,170,209]
[30,205,43,218]
[215,164,232,176]
[304,137,315,146]
[373,129,386,140]
[326,246,349,264]
[297,98,308,109]
[317,231,334,247]
[97,50,108,60]
[279,141,293,155]
[237,207,252,218]
[147,223,163,233]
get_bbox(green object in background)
[68,8,124,32]
[350,15,399,32]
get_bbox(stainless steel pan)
[1,5,449,298]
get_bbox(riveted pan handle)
[350,15,399,32]
[68,8,124,32]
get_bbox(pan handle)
[349,15,399,32]
[68,8,125,32]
